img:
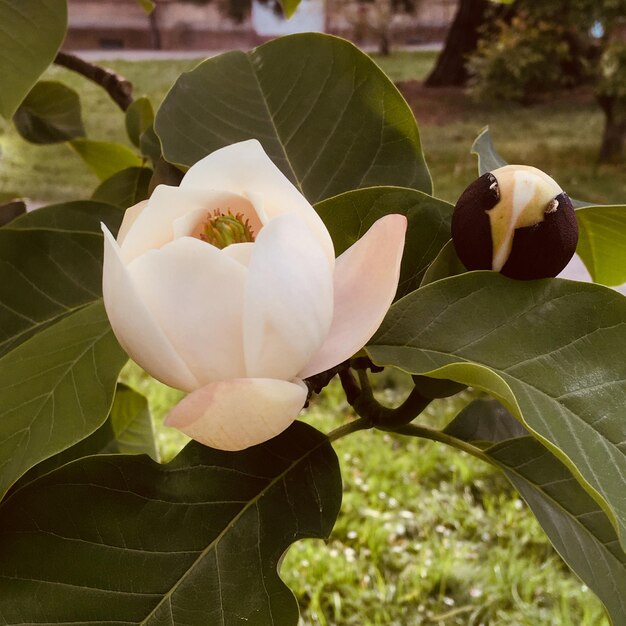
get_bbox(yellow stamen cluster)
[201,210,255,249]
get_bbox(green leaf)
[69,138,143,180]
[471,126,507,175]
[419,239,466,287]
[444,399,626,624]
[0,0,67,119]
[277,0,301,18]
[7,383,160,494]
[368,272,626,549]
[0,422,342,625]
[0,199,26,227]
[7,198,121,234]
[125,96,154,148]
[155,33,431,203]
[315,187,452,298]
[0,301,127,500]
[0,201,122,357]
[576,205,626,287]
[92,166,152,209]
[136,0,155,13]
[140,124,162,162]
[107,383,159,459]
[471,127,590,208]
[444,398,527,444]
[13,80,85,144]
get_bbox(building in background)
[64,0,456,51]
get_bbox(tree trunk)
[424,0,490,87]
[148,4,162,50]
[598,95,626,162]
[379,30,391,56]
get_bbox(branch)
[339,368,431,430]
[54,51,134,112]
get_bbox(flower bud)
[451,165,578,280]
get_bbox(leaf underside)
[444,399,626,624]
[368,272,626,550]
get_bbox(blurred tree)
[181,0,251,22]
[334,0,420,56]
[425,0,488,86]
[469,0,626,161]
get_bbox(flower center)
[200,210,255,249]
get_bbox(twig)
[54,51,134,112]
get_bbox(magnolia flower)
[102,140,406,451]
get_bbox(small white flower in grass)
[102,139,406,451]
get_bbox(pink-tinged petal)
[117,200,147,245]
[244,213,334,380]
[165,377,308,451]
[299,214,407,379]
[120,185,260,263]
[101,225,199,391]
[222,242,255,267]
[127,236,248,386]
[181,140,335,263]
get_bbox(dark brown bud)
[451,165,578,280]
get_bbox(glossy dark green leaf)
[92,166,152,209]
[0,199,26,227]
[6,383,161,495]
[13,80,85,144]
[156,33,431,203]
[0,422,342,625]
[576,205,626,287]
[69,138,142,180]
[419,239,466,287]
[315,187,452,297]
[140,124,162,162]
[0,0,67,119]
[0,301,126,499]
[0,201,122,357]
[368,272,626,549]
[444,398,527,445]
[443,399,626,624]
[147,157,185,195]
[125,96,154,148]
[107,383,158,459]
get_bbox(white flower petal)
[299,214,407,379]
[182,140,335,263]
[222,242,255,267]
[101,225,199,391]
[165,377,308,451]
[127,236,248,386]
[117,200,148,245]
[244,213,334,379]
[120,186,261,263]
[171,207,210,240]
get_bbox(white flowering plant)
[0,1,625,624]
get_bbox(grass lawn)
[2,48,617,624]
